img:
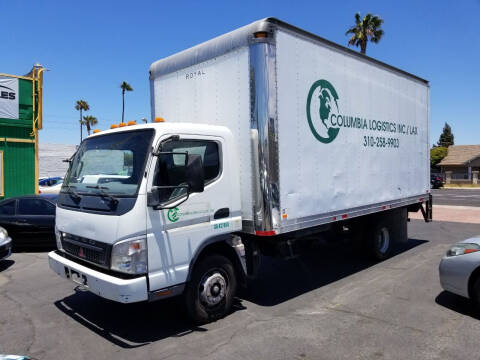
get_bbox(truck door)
[146,134,239,293]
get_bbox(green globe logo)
[167,207,180,222]
[306,79,340,144]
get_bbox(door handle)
[214,208,230,219]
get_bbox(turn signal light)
[254,31,268,38]
[465,249,479,254]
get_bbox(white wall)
[39,143,77,178]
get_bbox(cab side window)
[153,139,220,203]
[18,199,56,216]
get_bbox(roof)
[88,122,231,139]
[438,145,480,166]
[0,194,58,204]
[149,17,428,85]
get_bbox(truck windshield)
[62,129,154,196]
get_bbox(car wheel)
[471,276,480,309]
[185,254,237,324]
[368,222,393,261]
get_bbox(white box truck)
[49,18,431,323]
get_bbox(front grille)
[61,233,111,268]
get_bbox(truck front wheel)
[185,254,237,324]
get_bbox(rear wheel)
[185,254,237,324]
[368,222,393,261]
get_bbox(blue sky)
[2,0,479,145]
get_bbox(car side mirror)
[185,154,204,193]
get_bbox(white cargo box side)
[275,29,430,232]
[150,18,430,235]
[150,47,254,221]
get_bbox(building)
[0,65,45,199]
[39,143,77,178]
[438,145,480,184]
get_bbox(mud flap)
[419,193,433,222]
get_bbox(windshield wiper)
[86,185,119,205]
[62,184,81,201]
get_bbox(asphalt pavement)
[2,220,480,360]
[432,188,480,207]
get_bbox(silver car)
[0,226,12,261]
[439,236,480,303]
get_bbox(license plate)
[64,266,88,287]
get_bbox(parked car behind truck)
[49,18,431,323]
[0,195,57,248]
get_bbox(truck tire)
[185,254,237,324]
[368,221,393,261]
[391,208,408,245]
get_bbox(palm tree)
[346,13,384,55]
[75,100,90,142]
[82,115,98,136]
[120,81,133,123]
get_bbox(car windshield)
[62,129,154,196]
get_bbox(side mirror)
[185,154,204,193]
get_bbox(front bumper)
[48,250,148,303]
[439,256,477,298]
[0,237,12,260]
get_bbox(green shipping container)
[0,67,45,199]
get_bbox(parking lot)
[1,215,480,360]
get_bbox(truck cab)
[49,122,244,323]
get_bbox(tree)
[75,100,90,142]
[82,115,98,136]
[430,146,448,168]
[346,13,384,55]
[437,123,454,148]
[120,81,133,123]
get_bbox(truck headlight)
[111,238,148,274]
[55,227,63,251]
[446,243,480,257]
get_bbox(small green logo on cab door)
[167,207,180,222]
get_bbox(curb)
[441,187,480,190]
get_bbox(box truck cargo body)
[49,18,431,323]
[149,18,430,235]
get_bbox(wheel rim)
[198,269,228,308]
[375,227,390,254]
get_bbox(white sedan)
[39,181,63,194]
[0,226,12,261]
[439,236,480,304]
